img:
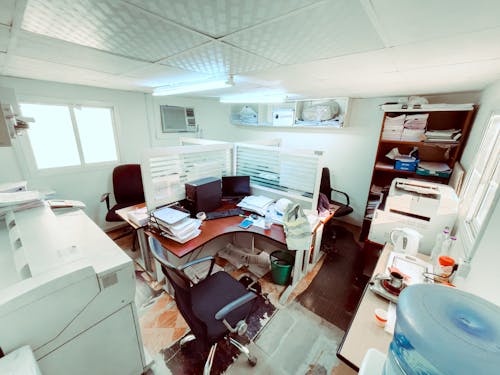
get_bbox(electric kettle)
[390,228,422,255]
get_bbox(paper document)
[237,195,274,216]
[127,207,148,226]
[0,191,42,207]
[152,206,189,225]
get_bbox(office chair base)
[229,337,257,366]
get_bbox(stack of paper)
[127,207,149,227]
[151,206,201,244]
[416,161,452,177]
[382,114,405,140]
[424,129,461,143]
[0,190,44,216]
[237,195,274,216]
[401,114,428,141]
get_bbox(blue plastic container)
[383,284,500,375]
[394,159,419,172]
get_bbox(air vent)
[160,105,197,133]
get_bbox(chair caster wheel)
[248,355,257,367]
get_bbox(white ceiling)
[1,0,500,99]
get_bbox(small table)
[337,243,430,370]
[115,203,153,276]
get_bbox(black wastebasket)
[270,250,294,285]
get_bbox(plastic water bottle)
[430,228,450,261]
[440,235,456,256]
[264,209,273,230]
[383,284,500,375]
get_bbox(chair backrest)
[320,167,332,197]
[148,237,209,349]
[112,164,145,204]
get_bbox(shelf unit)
[229,97,351,129]
[359,104,478,241]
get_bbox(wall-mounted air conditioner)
[160,105,197,133]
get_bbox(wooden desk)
[337,244,430,371]
[146,213,286,258]
[147,204,333,304]
[120,202,333,304]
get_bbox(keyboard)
[205,208,244,220]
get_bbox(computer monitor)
[222,176,250,199]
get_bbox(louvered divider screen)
[235,143,324,210]
[142,144,233,210]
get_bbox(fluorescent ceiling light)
[220,94,287,104]
[153,77,233,96]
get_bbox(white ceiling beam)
[1,0,27,75]
[359,0,393,47]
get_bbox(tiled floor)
[136,256,326,355]
[108,222,367,375]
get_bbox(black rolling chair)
[148,236,258,373]
[100,164,145,248]
[320,167,353,240]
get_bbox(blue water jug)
[384,284,500,375]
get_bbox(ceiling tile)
[162,41,279,75]
[125,0,320,38]
[13,31,147,74]
[389,28,500,71]
[222,0,384,65]
[21,0,212,62]
[122,63,210,87]
[3,55,149,91]
[370,0,500,46]
[0,0,16,26]
[0,24,9,52]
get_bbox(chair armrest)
[331,188,350,206]
[215,292,257,320]
[178,256,215,281]
[100,192,111,211]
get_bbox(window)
[20,103,118,170]
[459,113,500,257]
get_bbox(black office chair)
[320,167,353,241]
[148,236,258,373]
[101,164,145,248]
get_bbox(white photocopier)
[0,205,147,375]
[368,178,459,254]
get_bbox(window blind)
[235,144,323,205]
[142,144,233,210]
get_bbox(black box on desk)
[185,177,221,215]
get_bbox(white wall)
[0,76,151,227]
[453,80,500,307]
[203,93,480,226]
[0,76,483,233]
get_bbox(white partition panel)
[235,143,324,211]
[141,144,233,211]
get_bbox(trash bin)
[270,250,294,285]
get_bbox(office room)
[0,0,499,374]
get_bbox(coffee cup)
[388,271,404,290]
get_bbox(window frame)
[458,111,500,260]
[17,96,121,176]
